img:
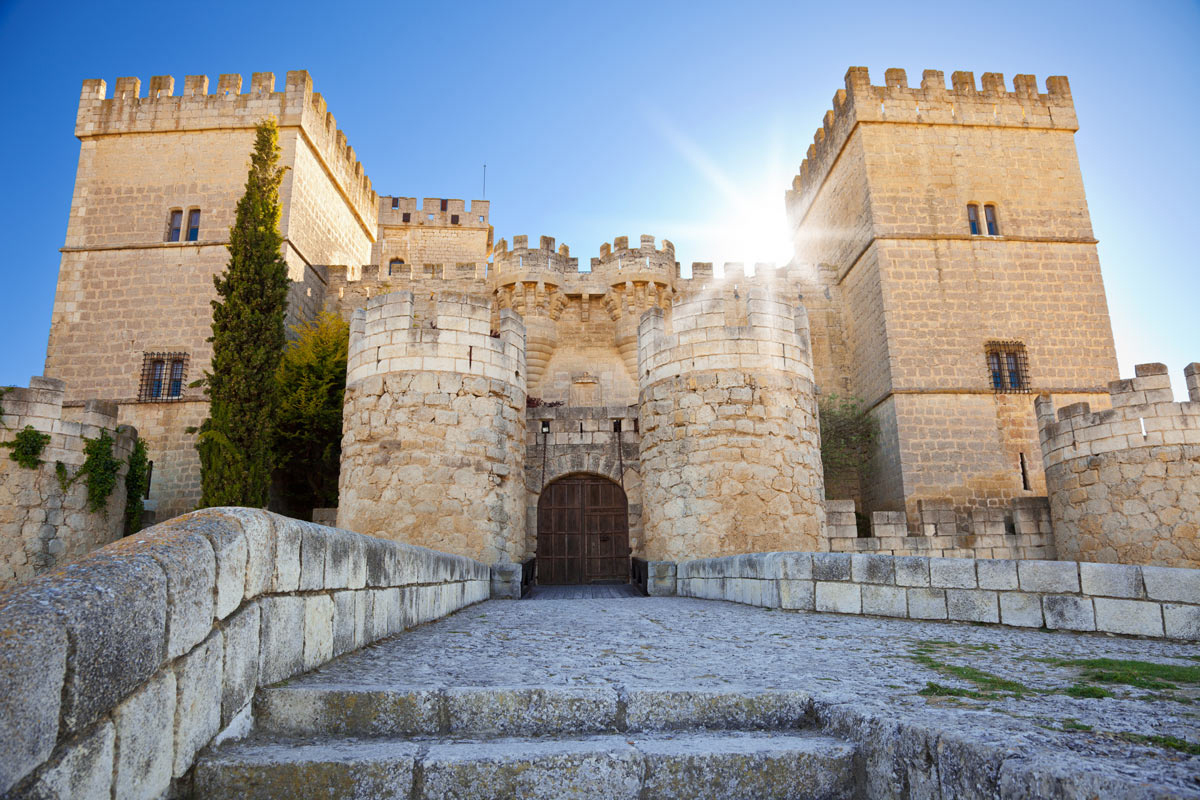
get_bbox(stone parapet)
[668,551,1199,641]
[0,377,138,588]
[0,508,492,797]
[378,197,489,229]
[1036,362,1200,567]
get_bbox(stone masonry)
[1037,362,1200,567]
[637,287,825,560]
[337,293,527,564]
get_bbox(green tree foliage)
[196,118,290,508]
[275,312,349,514]
[124,439,150,534]
[818,393,879,487]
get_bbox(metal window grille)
[985,341,1030,393]
[139,352,189,402]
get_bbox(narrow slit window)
[186,209,201,241]
[967,204,981,235]
[984,204,999,235]
[612,419,622,433]
[540,420,550,434]
[1019,453,1031,490]
[167,210,183,242]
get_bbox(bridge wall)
[0,508,492,797]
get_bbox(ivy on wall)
[2,425,51,469]
[124,439,150,534]
[55,430,123,514]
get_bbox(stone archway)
[536,474,630,585]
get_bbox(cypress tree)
[196,118,290,508]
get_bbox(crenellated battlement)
[74,70,378,232]
[637,287,813,388]
[346,291,525,388]
[785,66,1077,224]
[590,235,677,281]
[1037,362,1200,468]
[378,197,489,228]
[492,235,579,285]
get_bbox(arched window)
[388,258,404,277]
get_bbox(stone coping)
[0,508,492,797]
[650,552,1200,641]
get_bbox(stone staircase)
[193,684,861,799]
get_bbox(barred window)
[139,352,189,401]
[985,341,1030,393]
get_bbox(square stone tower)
[787,67,1119,521]
[43,71,378,518]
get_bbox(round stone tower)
[491,235,573,394]
[593,235,676,379]
[337,291,527,564]
[637,285,825,561]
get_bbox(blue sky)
[0,0,1196,395]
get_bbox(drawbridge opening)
[535,474,631,586]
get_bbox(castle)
[14,66,1196,587]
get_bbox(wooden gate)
[536,475,630,585]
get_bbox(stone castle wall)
[1038,363,1200,568]
[374,196,491,270]
[0,378,137,588]
[637,288,825,561]
[337,292,527,564]
[786,67,1118,521]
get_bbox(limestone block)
[851,553,895,585]
[187,513,249,620]
[815,581,861,614]
[446,687,620,737]
[1079,563,1143,599]
[259,595,305,684]
[222,509,276,599]
[371,588,393,638]
[1042,595,1095,631]
[0,600,67,793]
[759,578,781,609]
[976,559,1018,590]
[1141,566,1200,603]
[1018,560,1080,594]
[303,595,335,669]
[113,670,175,800]
[894,556,930,587]
[299,524,327,591]
[29,549,167,734]
[929,558,976,589]
[140,525,217,658]
[947,590,999,623]
[769,552,813,580]
[812,553,851,582]
[999,592,1044,628]
[779,579,814,611]
[322,528,354,589]
[16,721,114,799]
[220,603,260,727]
[173,632,223,777]
[332,591,356,656]
[490,562,522,600]
[1163,604,1200,640]
[624,689,813,733]
[906,589,947,620]
[1093,598,1164,637]
[363,535,392,588]
[271,516,302,593]
[862,584,907,617]
[647,561,677,596]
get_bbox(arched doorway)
[537,474,630,585]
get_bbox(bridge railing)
[0,508,491,797]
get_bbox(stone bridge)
[1,510,1198,798]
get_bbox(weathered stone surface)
[299,523,327,591]
[929,557,976,589]
[259,595,305,684]
[1017,559,1079,594]
[976,559,1018,590]
[851,553,894,585]
[332,590,356,656]
[173,632,223,777]
[625,690,813,733]
[1093,598,1164,637]
[999,592,1044,628]
[1141,565,1200,603]
[256,687,442,737]
[1080,562,1143,599]
[13,720,114,800]
[191,511,248,619]
[138,522,217,658]
[1042,594,1095,631]
[419,737,643,800]
[906,588,947,619]
[303,594,335,669]
[272,516,302,593]
[812,553,851,582]
[194,739,418,800]
[894,556,930,587]
[778,579,814,611]
[861,584,907,617]
[1163,604,1200,640]
[637,732,856,800]
[0,600,66,793]
[220,602,260,727]
[213,507,276,599]
[815,582,860,614]
[447,687,620,736]
[947,589,999,623]
[113,670,175,800]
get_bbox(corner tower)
[788,67,1119,520]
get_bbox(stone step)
[255,684,816,739]
[194,731,858,800]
